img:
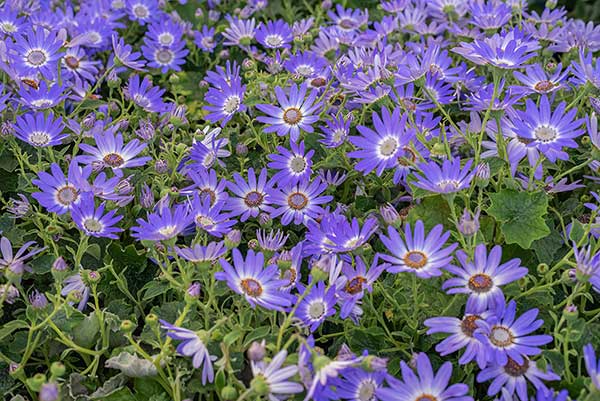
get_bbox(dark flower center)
[103,153,125,167]
[399,98,417,112]
[490,325,514,347]
[403,250,428,269]
[504,357,529,377]
[287,192,309,210]
[29,131,51,146]
[460,315,481,337]
[199,188,216,205]
[311,77,327,87]
[83,218,103,233]
[65,55,80,69]
[534,80,554,92]
[468,273,493,293]
[22,79,39,89]
[345,276,367,295]
[339,18,356,29]
[415,394,438,401]
[241,278,263,297]
[57,186,78,205]
[26,50,47,66]
[244,191,264,208]
[283,107,303,125]
[281,267,297,287]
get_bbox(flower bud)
[221,386,238,400]
[457,208,480,237]
[27,373,46,392]
[146,313,159,327]
[258,212,272,227]
[155,159,169,174]
[563,304,578,321]
[7,194,31,218]
[545,0,557,9]
[247,340,266,362]
[235,142,248,156]
[379,203,401,226]
[224,229,242,249]
[50,362,65,378]
[52,257,68,272]
[29,290,48,309]
[120,320,135,333]
[140,184,154,209]
[248,239,259,249]
[536,263,549,274]
[186,282,201,299]
[474,162,490,187]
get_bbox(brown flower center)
[56,185,78,205]
[65,55,80,69]
[241,278,263,297]
[244,191,264,208]
[415,395,438,401]
[345,276,367,295]
[103,153,125,167]
[468,273,493,293]
[403,251,428,269]
[534,80,554,92]
[287,192,308,210]
[504,357,529,377]
[460,315,481,337]
[283,107,303,125]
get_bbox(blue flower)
[412,157,475,194]
[295,281,337,332]
[71,192,123,239]
[78,130,151,170]
[13,112,68,148]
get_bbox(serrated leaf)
[105,352,157,377]
[487,190,550,249]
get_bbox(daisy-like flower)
[443,244,528,313]
[511,63,569,96]
[32,162,92,214]
[376,352,473,401]
[378,220,457,279]
[61,47,100,87]
[250,350,303,400]
[255,20,293,49]
[175,241,226,264]
[194,26,216,52]
[141,40,188,73]
[0,7,25,37]
[296,281,337,332]
[12,110,65,148]
[188,127,231,170]
[227,168,272,221]
[131,202,191,241]
[424,308,493,369]
[187,194,236,238]
[349,107,413,176]
[267,178,333,226]
[180,168,229,206]
[125,74,166,113]
[222,16,256,48]
[111,34,146,71]
[304,351,362,401]
[0,236,45,275]
[78,130,151,170]
[572,242,600,294]
[204,73,247,127]
[308,214,379,254]
[285,51,328,79]
[144,19,185,48]
[571,50,600,89]
[336,368,387,401]
[268,141,314,185]
[71,192,123,239]
[256,229,289,253]
[125,0,158,26]
[11,28,63,79]
[216,249,292,311]
[510,95,584,162]
[62,273,90,311]
[477,357,559,401]
[160,320,216,385]
[18,81,66,110]
[583,343,600,390]
[256,83,322,142]
[320,114,351,148]
[475,300,553,366]
[412,158,475,194]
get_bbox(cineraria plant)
[1,1,600,401]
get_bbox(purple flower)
[181,168,229,206]
[379,220,457,279]
[187,194,236,238]
[475,300,553,366]
[255,20,293,49]
[126,0,158,26]
[71,192,123,239]
[32,162,92,214]
[256,83,322,142]
[320,114,351,148]
[268,141,314,185]
[78,130,151,170]
[284,51,328,78]
[111,34,146,71]
[216,249,292,311]
[412,158,475,194]
[0,236,45,274]
[335,368,386,401]
[18,81,66,110]
[512,63,569,96]
[267,178,333,226]
[296,281,336,331]
[584,343,600,389]
[425,308,493,369]
[204,71,247,127]
[160,320,216,384]
[131,202,192,241]
[477,357,559,401]
[443,244,528,313]
[62,273,90,311]
[222,16,256,48]
[13,112,68,147]
[142,40,188,73]
[256,229,288,253]
[194,26,217,52]
[349,107,413,176]
[571,50,600,89]
[376,352,473,401]
[226,167,272,221]
[175,241,226,264]
[125,74,166,113]
[39,382,59,401]
[11,28,63,79]
[469,0,513,30]
[250,350,303,399]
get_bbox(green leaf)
[105,352,157,377]
[243,326,271,347]
[487,190,550,249]
[141,281,171,301]
[89,373,128,399]
[72,314,100,349]
[0,320,28,342]
[407,195,452,231]
[223,328,242,346]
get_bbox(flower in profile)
[175,241,226,264]
[227,168,272,221]
[188,127,231,170]
[13,112,68,148]
[477,357,559,401]
[267,178,333,226]
[131,202,191,241]
[425,308,493,369]
[475,300,553,366]
[572,242,600,294]
[349,107,413,176]
[256,229,288,253]
[510,95,584,162]
[215,249,292,311]
[160,320,216,384]
[61,273,90,311]
[125,74,166,113]
[256,82,322,142]
[111,34,146,71]
[571,50,600,89]
[0,236,45,274]
[511,63,569,96]
[412,158,475,194]
[588,112,600,150]
[469,0,513,30]
[584,343,600,390]
[268,141,314,185]
[222,16,256,48]
[78,130,151,170]
[71,192,123,239]
[32,162,92,214]
[11,28,63,79]
[443,244,528,313]
[378,220,457,279]
[376,352,473,401]
[250,350,303,399]
[296,281,336,332]
[255,19,293,49]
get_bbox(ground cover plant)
[1,0,600,400]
